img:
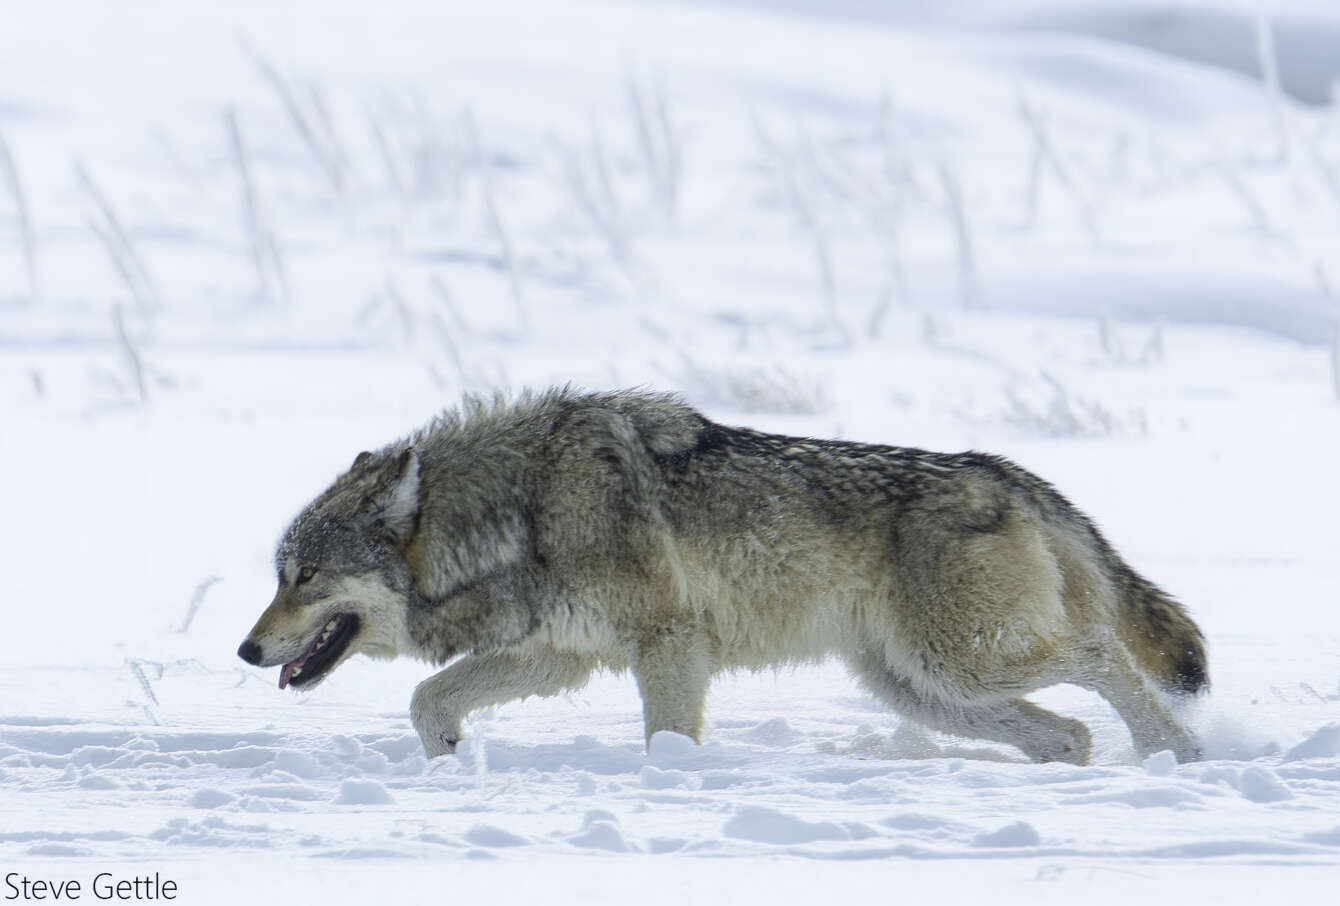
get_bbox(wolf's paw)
[420,733,459,759]
[409,689,462,758]
[1025,718,1092,765]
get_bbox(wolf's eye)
[296,566,317,585]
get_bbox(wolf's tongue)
[277,617,342,689]
[279,653,311,690]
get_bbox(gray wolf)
[238,387,1207,764]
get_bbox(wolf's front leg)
[631,628,713,747]
[409,649,596,757]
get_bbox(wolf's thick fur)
[239,388,1207,763]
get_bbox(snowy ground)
[2,0,1339,902]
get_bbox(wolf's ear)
[363,448,420,542]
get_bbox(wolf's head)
[237,448,420,690]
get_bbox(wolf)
[238,387,1207,764]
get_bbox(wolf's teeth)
[291,666,302,676]
[325,620,338,631]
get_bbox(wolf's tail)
[1116,572,1209,695]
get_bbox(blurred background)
[1,0,1337,722]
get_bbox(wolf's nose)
[237,640,263,665]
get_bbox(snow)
[1283,723,1340,761]
[1142,749,1178,777]
[1235,766,1294,803]
[973,821,1042,848]
[334,780,395,806]
[2,0,1339,902]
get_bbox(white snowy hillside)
[2,0,1339,902]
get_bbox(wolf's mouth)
[280,613,360,690]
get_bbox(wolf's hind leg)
[410,648,595,757]
[631,628,713,746]
[846,652,1092,765]
[1077,641,1201,762]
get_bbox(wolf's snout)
[237,639,263,665]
